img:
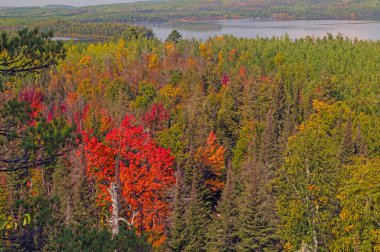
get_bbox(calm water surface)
[147,20,380,41]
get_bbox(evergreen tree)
[166,30,183,43]
[183,166,211,252]
[207,164,239,251]
[167,168,187,252]
[0,28,64,76]
[354,123,368,157]
[237,157,276,251]
[272,79,288,143]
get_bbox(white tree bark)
[108,182,119,239]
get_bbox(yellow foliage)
[318,195,328,205]
[344,225,354,232]
[77,78,93,100]
[199,42,212,60]
[196,131,226,193]
[116,39,127,68]
[79,55,92,66]
[312,100,329,112]
[159,85,181,105]
[0,49,9,59]
[31,169,44,196]
[148,53,159,69]
[216,35,224,41]
[283,242,294,251]
[164,42,175,55]
[218,51,223,62]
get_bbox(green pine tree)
[167,168,187,252]
[207,164,239,251]
[237,157,276,252]
[183,166,211,252]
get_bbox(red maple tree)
[84,115,175,246]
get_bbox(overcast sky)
[0,0,146,7]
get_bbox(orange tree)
[84,115,175,247]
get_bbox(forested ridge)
[0,0,379,26]
[0,28,379,251]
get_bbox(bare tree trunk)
[312,205,319,252]
[109,154,121,239]
[108,182,119,239]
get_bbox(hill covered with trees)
[0,0,379,26]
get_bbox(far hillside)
[0,0,379,26]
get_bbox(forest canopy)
[0,27,379,251]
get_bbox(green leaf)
[1,221,8,230]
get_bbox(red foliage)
[84,115,175,245]
[19,88,45,123]
[221,73,230,86]
[260,75,271,82]
[47,103,68,122]
[142,103,170,133]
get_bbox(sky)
[0,0,146,7]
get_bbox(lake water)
[147,20,380,41]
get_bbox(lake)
[146,20,380,41]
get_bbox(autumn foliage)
[196,131,226,194]
[84,115,175,246]
[142,102,170,133]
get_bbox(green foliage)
[183,168,211,252]
[55,224,151,251]
[167,170,187,252]
[1,196,61,251]
[0,0,379,26]
[133,81,157,110]
[232,123,254,170]
[23,117,76,155]
[207,167,239,251]
[122,26,155,41]
[275,102,376,251]
[1,26,380,251]
[217,86,241,158]
[0,28,64,76]
[237,160,276,251]
[166,30,183,43]
[157,123,189,167]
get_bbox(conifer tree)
[237,157,276,251]
[354,123,368,157]
[183,166,211,252]
[272,79,288,143]
[167,168,187,252]
[207,164,239,251]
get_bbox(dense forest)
[0,27,379,251]
[0,20,155,41]
[0,0,379,27]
